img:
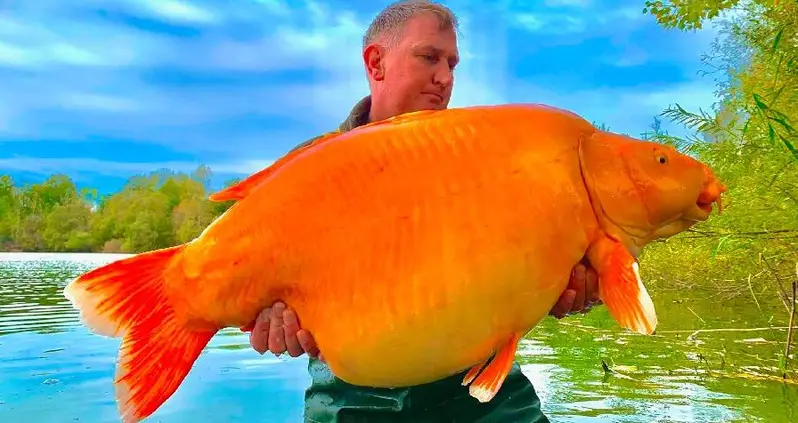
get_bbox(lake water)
[0,253,795,422]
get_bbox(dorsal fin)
[208,129,343,202]
[208,108,442,202]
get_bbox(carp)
[64,103,726,422]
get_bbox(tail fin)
[64,245,218,423]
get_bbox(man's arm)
[248,261,600,360]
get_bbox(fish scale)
[63,103,727,423]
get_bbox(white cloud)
[0,14,165,69]
[513,13,587,34]
[0,41,31,66]
[139,0,218,24]
[637,80,719,115]
[447,12,511,107]
[0,40,109,68]
[504,79,717,138]
[251,0,292,16]
[511,5,649,36]
[58,93,143,112]
[544,0,593,6]
[0,0,374,140]
[199,5,366,73]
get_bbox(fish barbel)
[64,103,727,422]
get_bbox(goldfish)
[63,103,726,423]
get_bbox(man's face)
[378,13,459,114]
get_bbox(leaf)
[770,26,784,54]
[779,135,798,161]
[712,235,730,261]
[752,93,769,112]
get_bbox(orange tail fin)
[63,245,218,423]
[587,236,658,335]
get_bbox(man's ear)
[363,44,385,81]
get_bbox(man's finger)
[297,329,321,359]
[250,307,272,354]
[550,289,575,319]
[570,263,587,312]
[268,302,287,354]
[585,266,599,304]
[283,308,305,357]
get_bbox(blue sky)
[0,0,725,195]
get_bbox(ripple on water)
[0,253,309,423]
[0,253,110,337]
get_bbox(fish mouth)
[692,178,727,220]
[651,179,726,242]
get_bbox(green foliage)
[643,0,743,30]
[639,0,797,329]
[0,166,237,253]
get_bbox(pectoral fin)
[461,333,521,403]
[587,236,658,335]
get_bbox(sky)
[0,0,726,195]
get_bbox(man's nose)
[434,65,454,87]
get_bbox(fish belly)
[185,105,600,386]
[297,172,593,386]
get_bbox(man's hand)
[549,260,601,319]
[249,301,324,362]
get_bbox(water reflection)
[0,253,795,423]
[0,253,309,423]
[514,338,742,423]
[512,313,796,423]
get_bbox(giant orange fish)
[64,103,726,423]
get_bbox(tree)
[0,164,241,253]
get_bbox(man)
[249,1,600,421]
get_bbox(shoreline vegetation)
[0,165,238,254]
[0,2,795,379]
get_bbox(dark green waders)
[302,357,550,423]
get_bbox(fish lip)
[697,172,727,215]
[696,201,714,215]
[694,188,725,219]
[683,201,712,222]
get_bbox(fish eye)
[655,152,668,165]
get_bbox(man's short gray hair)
[363,0,458,49]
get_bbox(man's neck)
[368,108,388,123]
[368,93,397,123]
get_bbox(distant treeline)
[0,166,239,253]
